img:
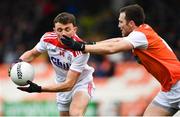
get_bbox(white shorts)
[152,80,180,113]
[56,81,95,112]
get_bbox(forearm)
[42,69,79,92]
[85,38,123,54]
[17,79,75,93]
[85,42,122,54]
[20,48,41,62]
[96,38,123,44]
[85,38,133,54]
[85,43,115,54]
[20,51,36,62]
[41,82,74,92]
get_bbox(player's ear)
[74,26,78,32]
[129,20,135,27]
[53,27,55,32]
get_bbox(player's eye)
[57,28,63,32]
[65,28,71,32]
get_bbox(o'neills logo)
[17,64,22,79]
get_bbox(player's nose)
[61,30,66,36]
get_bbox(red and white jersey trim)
[42,32,83,57]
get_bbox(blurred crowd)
[0,0,180,77]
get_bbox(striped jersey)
[35,32,94,84]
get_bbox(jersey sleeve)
[70,53,90,73]
[125,31,148,49]
[35,34,47,53]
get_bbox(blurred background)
[0,0,180,116]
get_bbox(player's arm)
[41,70,80,92]
[96,38,123,44]
[85,37,133,54]
[19,47,41,62]
[61,36,133,54]
[17,69,80,93]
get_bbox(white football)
[10,62,34,86]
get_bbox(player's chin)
[122,32,129,37]
[121,33,125,37]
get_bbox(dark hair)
[53,12,77,26]
[119,4,145,26]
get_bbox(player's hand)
[17,80,42,93]
[8,59,22,77]
[61,35,86,51]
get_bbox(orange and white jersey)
[125,24,180,91]
[35,32,94,84]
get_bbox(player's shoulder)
[135,24,154,34]
[42,31,57,39]
[39,32,60,46]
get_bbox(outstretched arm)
[61,36,133,54]
[96,38,123,44]
[86,37,133,54]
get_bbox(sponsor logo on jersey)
[67,54,72,62]
[50,57,71,70]
[49,49,56,52]
[59,50,65,57]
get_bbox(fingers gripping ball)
[10,62,34,86]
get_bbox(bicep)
[20,47,41,62]
[111,38,134,51]
[31,47,42,56]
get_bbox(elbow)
[64,84,74,91]
[65,86,73,91]
[61,80,76,92]
[108,49,117,54]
